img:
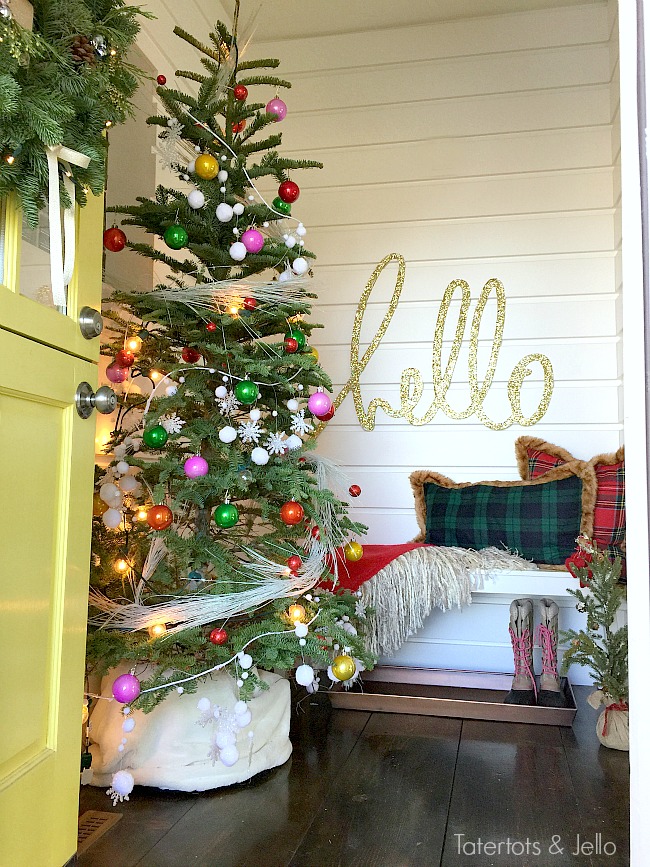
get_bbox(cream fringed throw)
[360,546,537,658]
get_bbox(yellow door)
[0,193,104,866]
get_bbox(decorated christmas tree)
[88,5,373,726]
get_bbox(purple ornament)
[308,391,332,417]
[106,363,129,384]
[112,673,141,704]
[184,454,209,478]
[266,97,287,121]
[241,229,264,254]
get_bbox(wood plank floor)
[78,686,629,867]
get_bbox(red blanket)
[332,543,430,592]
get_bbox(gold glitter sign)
[332,253,554,431]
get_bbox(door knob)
[79,306,104,340]
[75,382,117,418]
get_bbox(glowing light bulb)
[126,335,142,353]
[105,120,113,128]
[5,155,15,165]
[150,370,162,382]
[134,507,148,522]
[288,604,306,623]
[148,623,167,639]
[114,558,130,574]
[110,48,117,56]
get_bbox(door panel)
[0,193,104,363]
[0,329,98,865]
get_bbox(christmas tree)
[88,5,373,715]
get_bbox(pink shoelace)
[536,624,557,679]
[509,626,537,698]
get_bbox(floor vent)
[77,810,122,855]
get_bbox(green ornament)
[234,379,260,405]
[214,502,239,529]
[163,223,189,250]
[284,328,306,350]
[142,424,169,448]
[272,196,291,215]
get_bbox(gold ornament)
[194,154,219,180]
[329,254,554,432]
[331,654,356,681]
[287,603,306,622]
[308,347,319,362]
[343,541,363,562]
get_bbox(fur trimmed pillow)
[515,437,625,551]
[410,463,597,566]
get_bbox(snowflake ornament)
[161,414,186,434]
[290,410,313,436]
[265,431,287,455]
[355,598,367,618]
[218,390,241,415]
[155,118,184,171]
[238,419,263,444]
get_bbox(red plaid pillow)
[515,438,625,550]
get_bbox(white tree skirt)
[88,662,292,791]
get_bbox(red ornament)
[156,74,167,85]
[233,84,248,101]
[209,628,228,645]
[287,555,302,571]
[243,297,257,311]
[115,349,135,368]
[316,405,335,422]
[232,120,246,133]
[284,337,299,354]
[181,347,201,363]
[103,226,126,252]
[310,525,321,540]
[280,500,304,525]
[278,180,300,204]
[206,322,218,332]
[349,484,361,498]
[147,504,173,530]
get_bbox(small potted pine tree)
[561,537,628,750]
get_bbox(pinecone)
[71,35,96,65]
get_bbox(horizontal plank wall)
[256,2,620,545]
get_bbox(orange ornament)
[147,504,173,530]
[280,500,304,525]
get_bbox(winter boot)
[537,598,568,708]
[504,598,536,705]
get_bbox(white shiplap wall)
[256,2,620,544]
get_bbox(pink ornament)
[106,363,129,384]
[184,455,209,478]
[308,391,332,417]
[112,673,141,704]
[241,229,264,254]
[266,97,287,121]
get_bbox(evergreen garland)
[0,0,151,226]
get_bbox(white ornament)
[285,434,303,451]
[197,697,211,712]
[179,377,185,384]
[114,444,127,459]
[118,475,138,493]
[209,368,216,374]
[241,672,249,680]
[263,221,269,228]
[233,202,245,216]
[238,419,263,443]
[299,638,306,646]
[118,744,124,752]
[236,709,252,727]
[194,145,201,152]
[216,202,234,222]
[219,745,239,767]
[107,770,134,805]
[248,195,255,202]
[122,717,136,733]
[296,664,315,686]
[296,223,306,237]
[218,426,237,444]
[294,622,308,638]
[233,228,239,236]
[220,186,226,193]
[177,687,184,694]
[218,390,241,414]
[290,410,313,436]
[271,410,278,417]
[165,384,178,397]
[265,431,287,455]
[229,241,247,261]
[297,384,304,391]
[286,398,300,412]
[327,665,341,683]
[237,679,244,687]
[233,700,247,716]
[285,236,296,249]
[278,269,293,283]
[222,375,229,383]
[99,482,119,504]
[239,653,253,670]
[343,622,358,636]
[187,159,196,173]
[249,408,261,422]
[251,447,270,466]
[161,414,186,434]
[102,508,122,529]
[292,257,309,275]
[123,706,131,715]
[116,461,130,475]
[215,729,236,749]
[187,189,205,209]
[214,385,228,399]
[217,169,228,182]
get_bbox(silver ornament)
[0,2,12,21]
[91,35,108,58]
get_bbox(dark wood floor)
[78,686,629,867]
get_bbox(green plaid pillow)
[410,464,597,566]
